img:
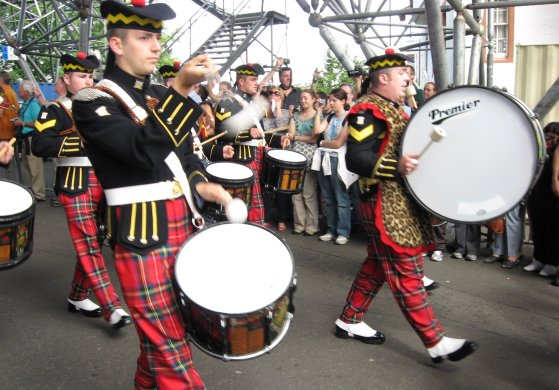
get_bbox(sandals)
[501,259,519,269]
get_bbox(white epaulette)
[74,86,113,102]
[96,79,149,121]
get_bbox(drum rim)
[205,162,255,185]
[0,179,37,220]
[174,221,295,316]
[265,149,308,166]
[400,85,545,224]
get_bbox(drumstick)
[0,137,16,158]
[263,126,289,134]
[195,131,227,148]
[417,126,447,159]
[406,85,418,110]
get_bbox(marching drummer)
[31,52,133,328]
[72,1,230,388]
[333,48,478,363]
[210,63,289,225]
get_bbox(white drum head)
[175,223,293,314]
[0,180,34,216]
[402,86,542,223]
[268,149,306,163]
[206,162,254,180]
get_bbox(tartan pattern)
[112,198,205,390]
[244,146,265,225]
[60,169,122,321]
[340,197,445,348]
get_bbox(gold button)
[171,182,182,197]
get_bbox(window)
[487,2,514,62]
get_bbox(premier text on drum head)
[429,99,480,124]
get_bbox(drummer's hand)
[222,145,234,159]
[398,154,419,175]
[196,182,232,206]
[250,127,264,139]
[172,54,217,97]
[281,135,291,149]
[0,141,14,164]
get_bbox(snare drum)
[204,162,254,223]
[0,180,36,270]
[401,85,545,224]
[175,222,296,361]
[262,149,306,194]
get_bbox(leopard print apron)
[362,94,435,256]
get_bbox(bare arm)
[552,145,559,197]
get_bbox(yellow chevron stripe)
[369,59,405,70]
[215,111,232,121]
[34,119,56,132]
[349,124,374,142]
[107,13,162,29]
[63,63,92,72]
[237,69,257,76]
[161,71,177,78]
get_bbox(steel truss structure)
[0,0,557,117]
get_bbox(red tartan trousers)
[339,197,445,348]
[112,198,204,390]
[244,147,265,225]
[60,169,122,321]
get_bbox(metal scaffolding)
[0,0,558,117]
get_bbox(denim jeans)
[317,155,351,238]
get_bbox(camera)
[283,58,290,65]
[347,67,366,78]
[319,99,326,105]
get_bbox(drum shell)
[178,284,294,360]
[0,180,36,270]
[400,85,545,224]
[262,149,307,194]
[204,162,254,223]
[174,222,296,361]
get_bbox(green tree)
[311,50,365,94]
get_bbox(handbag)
[485,216,505,234]
[292,140,317,167]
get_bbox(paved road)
[1,199,558,390]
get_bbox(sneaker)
[320,233,335,241]
[292,228,304,234]
[465,254,477,261]
[335,236,349,245]
[523,258,544,272]
[538,264,557,277]
[431,251,443,262]
[451,252,464,259]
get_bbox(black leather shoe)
[67,299,102,318]
[112,315,132,329]
[110,308,133,329]
[425,281,440,292]
[334,320,386,344]
[431,340,478,363]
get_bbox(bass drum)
[401,85,545,224]
[175,222,296,361]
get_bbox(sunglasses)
[270,91,281,96]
